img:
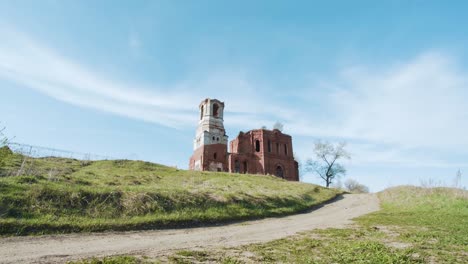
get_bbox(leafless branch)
[306,141,350,187]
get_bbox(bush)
[344,179,369,193]
[0,126,10,172]
[0,146,13,175]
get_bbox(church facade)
[189,98,299,181]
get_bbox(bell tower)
[189,98,229,171]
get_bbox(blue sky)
[1,0,467,191]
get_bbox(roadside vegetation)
[157,186,467,263]
[0,150,339,236]
[330,178,370,194]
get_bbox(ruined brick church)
[189,98,299,181]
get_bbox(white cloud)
[286,52,468,169]
[1,26,467,171]
[0,28,201,127]
[0,27,288,129]
[330,52,468,150]
[345,142,468,168]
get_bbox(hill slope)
[0,151,339,236]
[0,194,378,264]
[154,185,467,263]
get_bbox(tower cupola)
[189,98,229,171]
[194,98,228,150]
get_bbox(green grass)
[356,186,468,263]
[157,186,467,263]
[0,151,339,236]
[68,256,155,264]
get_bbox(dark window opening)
[276,143,279,154]
[276,165,284,179]
[255,140,260,152]
[217,137,219,141]
[212,136,215,141]
[284,144,288,155]
[214,152,217,160]
[234,160,240,173]
[213,104,219,117]
[217,168,222,172]
[200,105,204,120]
[268,140,271,152]
[243,161,248,174]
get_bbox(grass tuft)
[68,256,152,264]
[157,186,467,263]
[0,152,339,236]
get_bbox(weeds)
[68,256,153,264]
[157,186,467,263]
[0,153,339,236]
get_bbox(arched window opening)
[276,165,284,179]
[255,140,260,152]
[216,137,219,141]
[200,105,204,120]
[214,152,217,160]
[243,161,248,174]
[234,160,240,173]
[213,104,219,117]
[284,144,288,155]
[267,140,272,153]
[212,136,215,141]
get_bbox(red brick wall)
[228,129,299,181]
[190,128,299,181]
[189,144,228,172]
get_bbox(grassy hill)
[0,150,339,236]
[155,186,467,264]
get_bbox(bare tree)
[273,121,284,132]
[454,169,462,188]
[0,125,10,171]
[306,141,350,187]
[0,126,7,146]
[344,178,369,193]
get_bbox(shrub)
[344,179,369,193]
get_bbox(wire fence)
[0,142,127,178]
[7,142,116,161]
[2,143,180,177]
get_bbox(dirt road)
[0,194,380,263]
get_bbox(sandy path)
[0,194,379,263]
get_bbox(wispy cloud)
[0,27,287,129]
[346,142,468,168]
[329,52,468,150]
[0,28,201,127]
[292,52,468,168]
[1,26,467,171]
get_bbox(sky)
[1,0,467,191]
